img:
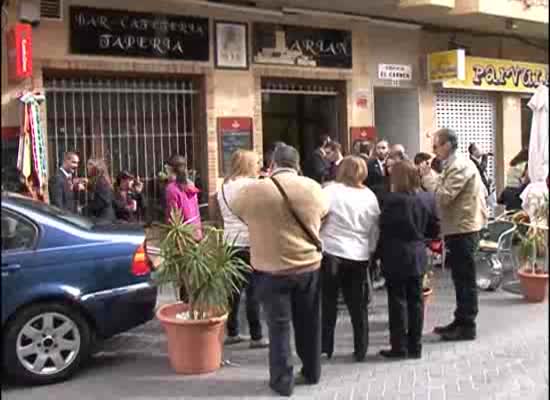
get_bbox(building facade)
[2,0,548,216]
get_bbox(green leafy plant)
[150,208,251,320]
[513,193,549,274]
[422,270,434,291]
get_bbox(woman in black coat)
[377,160,440,360]
[85,159,116,224]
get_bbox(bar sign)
[378,64,412,81]
[8,23,33,82]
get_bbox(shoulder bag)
[221,183,247,226]
[270,176,323,252]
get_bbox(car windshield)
[7,195,94,230]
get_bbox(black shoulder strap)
[271,176,322,252]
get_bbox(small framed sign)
[215,21,249,70]
[218,117,253,175]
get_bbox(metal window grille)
[435,88,497,216]
[261,79,339,96]
[44,76,199,216]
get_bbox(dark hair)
[326,141,342,153]
[272,144,300,171]
[63,151,79,161]
[358,141,372,155]
[435,128,459,151]
[168,154,189,185]
[431,157,443,173]
[390,160,421,194]
[318,134,331,148]
[271,141,286,152]
[2,167,27,193]
[414,152,432,165]
[116,170,134,187]
[510,148,528,167]
[468,143,477,155]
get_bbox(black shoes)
[269,382,293,397]
[269,371,317,397]
[440,326,476,341]
[379,349,422,360]
[433,320,459,335]
[434,320,476,341]
[379,349,408,359]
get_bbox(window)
[8,196,94,231]
[1,211,38,252]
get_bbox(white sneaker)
[225,335,246,345]
[249,338,269,349]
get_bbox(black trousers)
[226,249,263,340]
[385,276,424,354]
[445,232,480,328]
[321,254,369,359]
[256,269,321,393]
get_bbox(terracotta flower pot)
[517,267,549,303]
[422,287,433,322]
[157,302,227,375]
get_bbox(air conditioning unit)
[40,0,62,21]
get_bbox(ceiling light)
[505,19,519,30]
[180,0,284,17]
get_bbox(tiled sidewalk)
[3,270,548,400]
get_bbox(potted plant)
[423,239,441,321]
[148,209,250,374]
[422,270,434,320]
[512,193,549,303]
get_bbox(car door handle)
[1,264,21,272]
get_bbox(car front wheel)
[3,302,91,385]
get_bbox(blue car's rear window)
[8,196,94,230]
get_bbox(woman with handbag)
[377,160,440,360]
[320,156,381,362]
[217,149,268,349]
[165,155,202,241]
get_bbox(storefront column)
[496,94,523,196]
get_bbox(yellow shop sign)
[442,57,548,93]
[427,50,466,82]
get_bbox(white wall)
[374,87,420,156]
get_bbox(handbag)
[270,176,323,252]
[220,183,247,226]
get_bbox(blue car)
[1,192,157,385]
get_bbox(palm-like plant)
[513,193,549,274]
[151,209,251,320]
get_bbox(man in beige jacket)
[431,128,488,341]
[232,144,329,397]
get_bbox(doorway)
[261,78,346,169]
[373,87,420,155]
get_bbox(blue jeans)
[226,249,263,340]
[256,269,321,394]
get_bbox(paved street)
[3,269,548,400]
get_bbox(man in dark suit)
[366,139,390,197]
[468,142,492,194]
[304,134,331,184]
[48,152,84,213]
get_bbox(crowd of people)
[4,127,527,397]
[210,128,488,397]
[46,152,147,224]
